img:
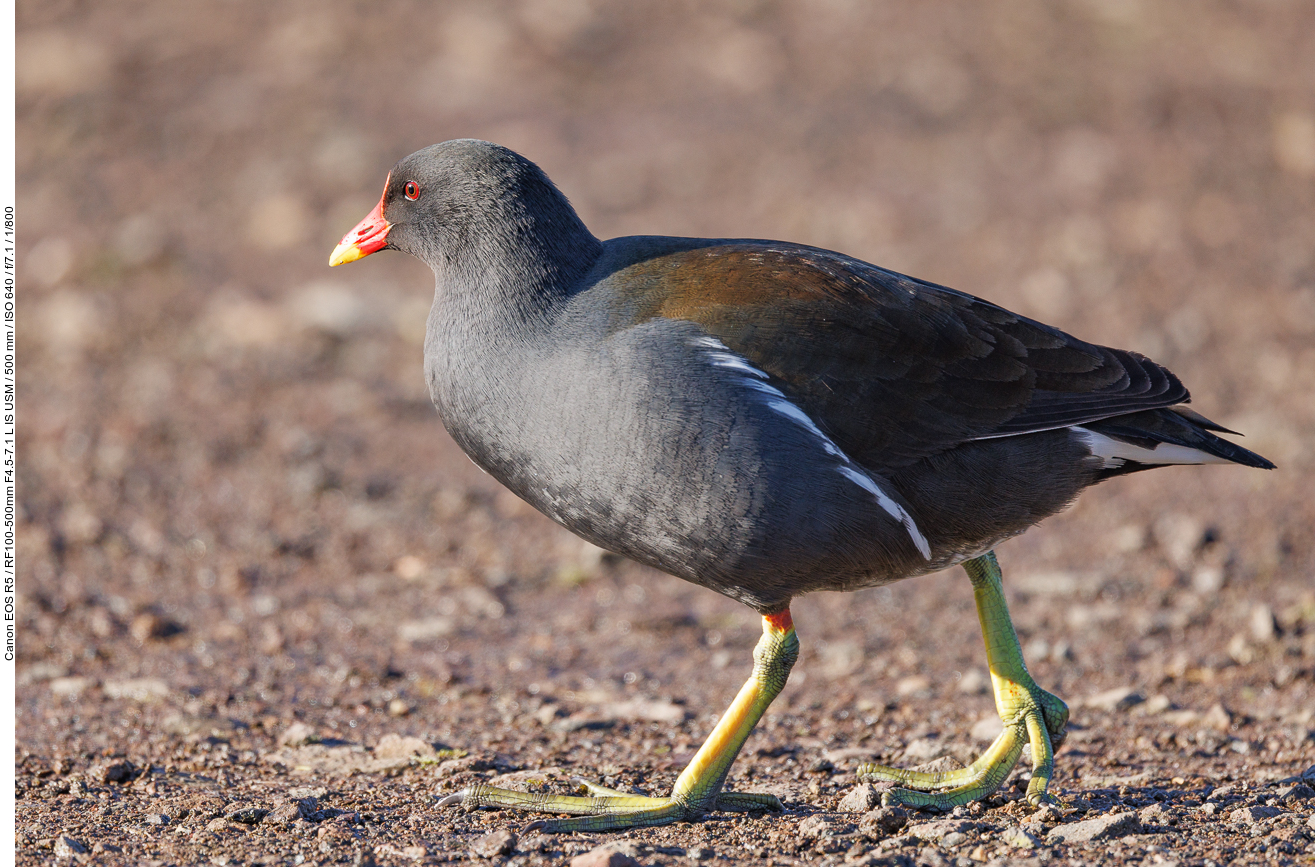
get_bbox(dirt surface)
[14,1,1315,865]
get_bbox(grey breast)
[427,303,933,611]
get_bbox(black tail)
[1081,406,1275,479]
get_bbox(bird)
[329,139,1272,832]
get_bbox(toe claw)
[1027,790,1060,809]
[436,790,467,808]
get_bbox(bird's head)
[329,140,598,285]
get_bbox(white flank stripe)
[1070,425,1230,468]
[837,466,933,559]
[739,380,843,458]
[693,336,932,560]
[694,340,771,380]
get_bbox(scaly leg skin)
[857,551,1069,810]
[438,610,800,832]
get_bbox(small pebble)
[797,814,834,839]
[130,613,160,642]
[265,796,318,824]
[1022,804,1061,833]
[568,847,641,867]
[1192,565,1225,594]
[970,715,1003,742]
[860,805,909,837]
[900,735,944,761]
[1139,803,1174,825]
[1141,694,1173,714]
[265,802,301,824]
[939,830,968,847]
[1082,686,1144,712]
[98,760,136,784]
[519,834,556,853]
[1001,826,1040,849]
[226,806,269,825]
[1229,805,1281,824]
[279,721,320,747]
[1047,811,1140,843]
[373,734,436,761]
[1276,783,1314,803]
[1202,703,1233,733]
[838,782,880,812]
[906,819,976,842]
[54,835,88,858]
[895,675,931,697]
[957,668,989,695]
[1154,513,1204,569]
[469,829,517,858]
[1250,604,1277,643]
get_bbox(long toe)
[440,780,688,831]
[861,728,1026,809]
[858,728,1023,792]
[438,779,783,833]
[716,792,786,813]
[858,680,1068,810]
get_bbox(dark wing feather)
[625,241,1187,472]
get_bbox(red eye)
[403,181,420,201]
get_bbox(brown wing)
[614,240,1186,472]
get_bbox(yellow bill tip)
[329,241,365,267]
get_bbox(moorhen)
[329,139,1272,831]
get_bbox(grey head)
[378,140,603,308]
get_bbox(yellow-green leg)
[857,551,1068,810]
[438,610,800,832]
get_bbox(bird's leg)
[439,609,799,832]
[857,551,1068,809]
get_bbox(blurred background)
[15,0,1315,820]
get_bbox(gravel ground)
[14,1,1315,865]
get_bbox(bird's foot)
[438,611,799,833]
[437,777,782,833]
[857,679,1068,810]
[859,552,1071,811]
